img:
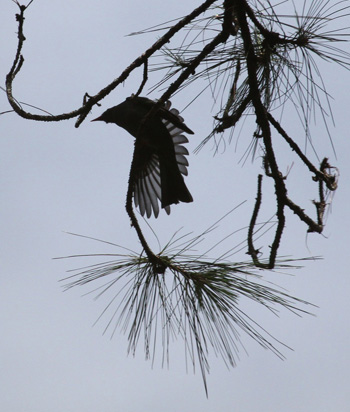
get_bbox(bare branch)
[6,0,218,126]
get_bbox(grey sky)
[1,1,350,411]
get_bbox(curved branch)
[125,141,167,274]
[6,0,217,127]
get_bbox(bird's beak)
[91,116,103,122]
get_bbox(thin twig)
[247,174,265,267]
[125,143,167,274]
[267,112,337,191]
[135,60,149,97]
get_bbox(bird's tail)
[159,157,193,208]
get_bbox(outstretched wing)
[133,101,191,218]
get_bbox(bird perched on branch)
[92,96,194,218]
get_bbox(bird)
[92,95,194,218]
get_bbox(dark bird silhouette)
[92,96,194,218]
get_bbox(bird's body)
[92,96,193,218]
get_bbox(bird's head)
[91,106,120,124]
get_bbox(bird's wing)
[133,101,190,218]
[134,152,170,218]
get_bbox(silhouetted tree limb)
[3,0,348,394]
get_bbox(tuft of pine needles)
[59,228,316,395]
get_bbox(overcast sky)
[1,1,350,411]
